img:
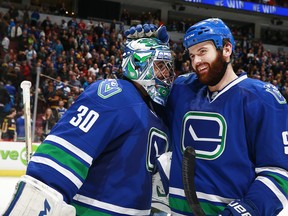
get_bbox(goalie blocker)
[2,175,75,216]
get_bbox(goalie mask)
[122,38,175,106]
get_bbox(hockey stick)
[182,146,205,216]
[21,81,32,164]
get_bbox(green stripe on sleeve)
[169,196,224,215]
[73,203,111,216]
[267,173,288,194]
[36,143,89,179]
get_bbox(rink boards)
[0,141,40,176]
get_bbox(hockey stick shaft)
[21,81,32,164]
[182,146,205,216]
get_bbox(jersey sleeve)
[26,79,138,203]
[243,82,288,215]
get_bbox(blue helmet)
[122,38,175,106]
[183,18,235,51]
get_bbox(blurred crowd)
[0,4,288,142]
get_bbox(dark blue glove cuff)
[220,200,259,216]
[156,159,169,195]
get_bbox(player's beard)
[194,50,228,86]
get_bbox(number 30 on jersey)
[69,105,99,132]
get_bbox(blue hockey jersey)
[166,73,288,215]
[27,79,170,215]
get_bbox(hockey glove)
[124,24,169,44]
[156,151,172,195]
[219,200,259,216]
[151,152,172,214]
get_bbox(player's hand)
[219,200,259,216]
[124,24,169,44]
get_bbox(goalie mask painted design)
[122,38,175,106]
[183,18,235,51]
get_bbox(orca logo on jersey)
[98,79,122,99]
[181,111,227,160]
[264,83,287,104]
[146,127,169,172]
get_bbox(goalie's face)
[153,60,174,86]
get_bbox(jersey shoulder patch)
[97,79,122,99]
[263,83,287,104]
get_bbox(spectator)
[16,109,26,142]
[41,16,52,31]
[20,61,31,81]
[1,107,17,141]
[0,83,12,124]
[30,10,40,27]
[4,80,16,107]
[54,39,64,57]
[22,8,30,25]
[68,74,82,89]
[82,76,93,89]
[1,33,10,54]
[56,100,67,119]
[3,49,16,64]
[120,8,130,25]
[60,19,68,30]
[86,19,94,31]
[67,17,78,29]
[88,63,99,77]
[25,44,37,64]
[41,107,56,141]
[78,19,86,31]
[10,21,22,49]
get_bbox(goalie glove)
[151,172,171,214]
[219,200,259,216]
[151,152,172,214]
[124,24,169,44]
[156,151,172,195]
[2,175,76,216]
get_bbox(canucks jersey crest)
[181,111,227,160]
[97,79,122,99]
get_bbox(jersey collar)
[207,73,248,102]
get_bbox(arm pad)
[2,175,76,216]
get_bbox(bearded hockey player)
[166,18,288,216]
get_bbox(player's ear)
[222,42,232,58]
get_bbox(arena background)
[0,0,287,215]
